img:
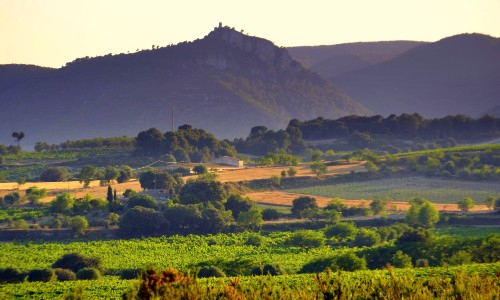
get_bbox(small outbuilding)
[210,156,244,168]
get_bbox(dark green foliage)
[27,268,55,282]
[180,179,225,208]
[224,194,254,219]
[135,126,236,160]
[26,186,48,204]
[286,230,325,250]
[123,189,137,198]
[53,268,76,281]
[324,222,357,240]
[251,264,284,276]
[391,250,413,268]
[119,206,168,237]
[174,167,191,176]
[291,196,318,217]
[396,227,434,245]
[353,228,381,247]
[0,267,26,283]
[199,207,233,234]
[40,167,68,182]
[59,136,134,149]
[127,194,158,210]
[163,205,202,233]
[107,185,113,202]
[332,252,367,271]
[79,165,96,188]
[262,208,281,220]
[4,192,20,205]
[198,265,226,278]
[52,253,103,273]
[104,166,120,182]
[458,197,475,212]
[193,165,208,175]
[370,198,390,215]
[120,269,144,280]
[245,233,263,246]
[324,198,346,212]
[117,165,134,183]
[139,170,183,195]
[309,161,327,177]
[76,268,101,280]
[49,193,74,214]
[299,257,335,273]
[405,198,440,228]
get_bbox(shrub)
[250,264,284,276]
[193,165,208,175]
[123,189,137,198]
[286,230,324,251]
[198,265,226,278]
[76,268,101,280]
[391,250,413,268]
[262,208,281,220]
[4,192,20,205]
[127,194,158,210]
[353,228,381,247]
[332,252,367,271]
[0,267,26,283]
[68,216,88,236]
[27,268,55,282]
[291,196,318,217]
[324,222,357,240]
[299,257,335,274]
[120,269,143,280]
[40,167,68,182]
[54,268,76,281]
[119,206,168,237]
[52,253,103,273]
[245,233,263,247]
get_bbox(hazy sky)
[1,0,499,68]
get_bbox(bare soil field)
[246,191,489,212]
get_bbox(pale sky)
[1,0,499,68]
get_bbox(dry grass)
[245,191,488,212]
[214,162,365,183]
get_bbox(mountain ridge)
[0,26,369,148]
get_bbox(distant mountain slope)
[0,64,54,90]
[0,27,369,148]
[287,41,425,78]
[486,105,500,117]
[333,34,500,117]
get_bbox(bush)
[0,267,26,283]
[332,252,367,271]
[127,194,158,210]
[68,216,88,236]
[54,268,76,281]
[262,208,281,220]
[353,228,381,247]
[120,269,143,280]
[123,189,137,198]
[299,257,335,273]
[52,253,103,273]
[291,196,318,217]
[324,222,357,240]
[119,206,168,237]
[286,230,325,250]
[40,167,68,182]
[27,268,55,282]
[76,268,101,280]
[198,265,226,278]
[245,233,263,247]
[193,165,208,175]
[250,264,284,276]
[4,192,20,205]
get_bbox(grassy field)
[288,176,500,205]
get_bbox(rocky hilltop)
[0,26,369,148]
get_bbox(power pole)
[171,104,174,132]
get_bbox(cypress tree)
[107,186,113,202]
[113,189,117,201]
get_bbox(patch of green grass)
[435,226,500,238]
[288,177,500,204]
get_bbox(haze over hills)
[287,41,426,78]
[332,33,500,118]
[0,26,370,148]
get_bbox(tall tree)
[107,186,113,203]
[11,132,25,148]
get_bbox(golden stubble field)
[0,162,487,211]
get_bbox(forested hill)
[0,26,369,148]
[287,41,425,78]
[333,33,500,118]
